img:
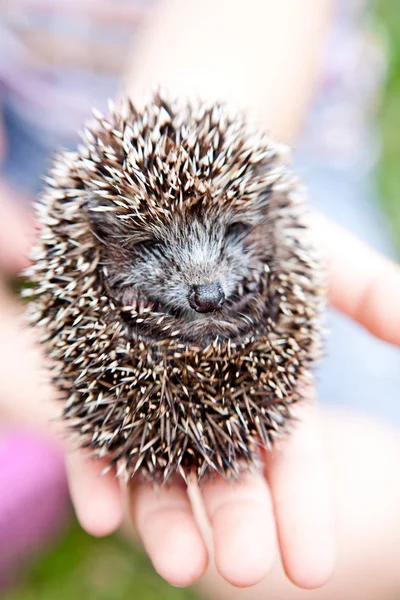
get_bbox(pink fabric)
[0,431,70,587]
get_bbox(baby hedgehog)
[26,94,325,483]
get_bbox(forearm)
[124,0,332,142]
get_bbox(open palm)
[1,213,400,589]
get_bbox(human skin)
[1,0,400,592]
[1,213,400,591]
[196,411,400,600]
[124,0,332,144]
[0,95,34,274]
[0,180,35,275]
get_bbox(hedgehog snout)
[188,282,225,313]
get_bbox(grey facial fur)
[93,205,272,344]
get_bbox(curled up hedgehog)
[26,93,325,483]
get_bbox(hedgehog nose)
[189,282,225,313]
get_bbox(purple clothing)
[0,431,69,588]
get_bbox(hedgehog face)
[94,206,271,344]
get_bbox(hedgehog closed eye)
[135,239,160,252]
[226,222,253,238]
[25,93,325,484]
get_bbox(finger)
[65,451,123,537]
[0,186,35,274]
[0,285,60,428]
[264,397,336,589]
[2,283,123,539]
[129,477,208,587]
[309,212,400,346]
[201,470,276,588]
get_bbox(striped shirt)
[0,0,385,167]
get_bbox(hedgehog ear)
[85,194,120,243]
[254,183,274,213]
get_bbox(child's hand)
[0,180,36,274]
[1,214,400,589]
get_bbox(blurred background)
[0,0,400,598]
[377,1,400,248]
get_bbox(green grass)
[376,0,400,249]
[2,2,400,599]
[4,522,197,600]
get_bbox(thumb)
[0,182,36,275]
[0,281,61,442]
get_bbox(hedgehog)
[25,93,325,483]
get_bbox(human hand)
[1,213,400,589]
[0,180,36,275]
